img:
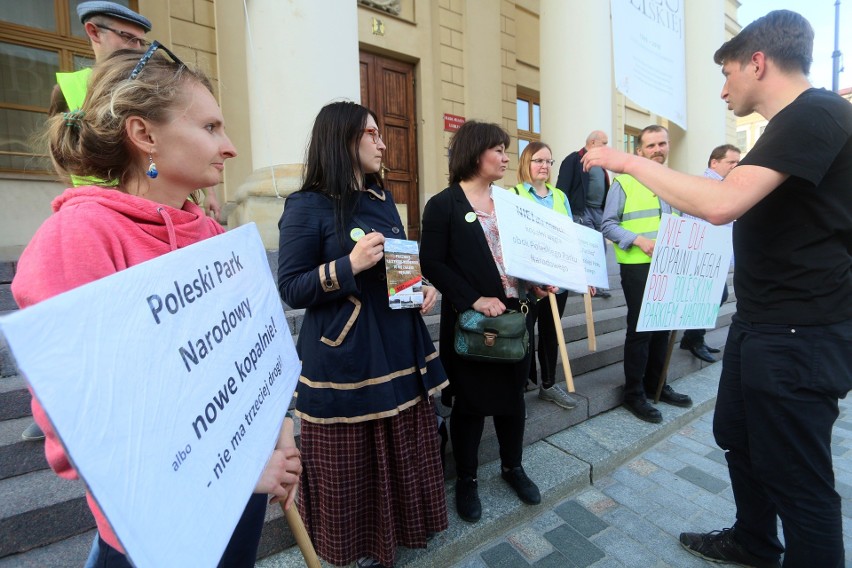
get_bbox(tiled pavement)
[455,396,852,568]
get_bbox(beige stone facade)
[0,0,743,251]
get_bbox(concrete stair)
[0,249,736,566]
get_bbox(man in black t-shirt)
[582,10,851,568]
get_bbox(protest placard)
[573,222,610,290]
[637,214,733,332]
[0,223,299,568]
[491,186,589,294]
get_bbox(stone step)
[1,241,21,379]
[0,374,30,423]
[0,530,96,568]
[0,415,47,481]
[0,468,90,558]
[0,286,15,313]
[0,316,19,379]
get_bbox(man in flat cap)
[49,1,151,116]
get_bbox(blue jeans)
[713,315,852,567]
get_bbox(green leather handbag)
[453,307,529,363]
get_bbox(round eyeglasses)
[531,159,555,166]
[362,128,383,144]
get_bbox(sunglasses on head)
[129,41,186,80]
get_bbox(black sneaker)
[680,528,781,568]
[624,398,662,423]
[501,466,541,505]
[657,385,693,408]
[455,477,481,522]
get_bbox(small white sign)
[637,214,733,332]
[573,222,610,290]
[491,187,588,294]
[0,224,299,568]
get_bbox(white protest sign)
[610,0,687,129]
[491,186,587,294]
[574,222,610,290]
[0,223,299,568]
[637,214,733,332]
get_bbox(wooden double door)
[359,52,420,240]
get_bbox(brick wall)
[439,0,464,151]
[170,0,219,96]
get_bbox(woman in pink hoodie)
[12,46,301,567]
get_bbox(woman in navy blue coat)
[420,121,545,525]
[277,102,448,568]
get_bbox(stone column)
[539,0,613,163]
[669,0,727,175]
[229,0,361,248]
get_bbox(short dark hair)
[448,120,510,184]
[714,10,813,75]
[637,125,668,150]
[707,144,741,167]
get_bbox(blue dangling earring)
[146,154,158,179]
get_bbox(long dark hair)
[299,101,382,242]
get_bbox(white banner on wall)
[610,0,687,129]
[0,223,299,568]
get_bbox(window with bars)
[516,91,540,156]
[0,1,135,174]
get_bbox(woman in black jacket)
[421,121,545,523]
[278,101,448,567]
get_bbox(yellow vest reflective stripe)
[56,68,117,187]
[56,68,92,111]
[511,183,570,216]
[613,174,664,265]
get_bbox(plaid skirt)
[298,396,448,567]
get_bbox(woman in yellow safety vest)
[512,141,594,410]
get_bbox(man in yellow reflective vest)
[600,125,692,423]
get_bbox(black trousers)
[450,405,525,480]
[681,284,729,347]
[528,291,569,388]
[620,263,670,402]
[91,493,268,567]
[714,316,852,567]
